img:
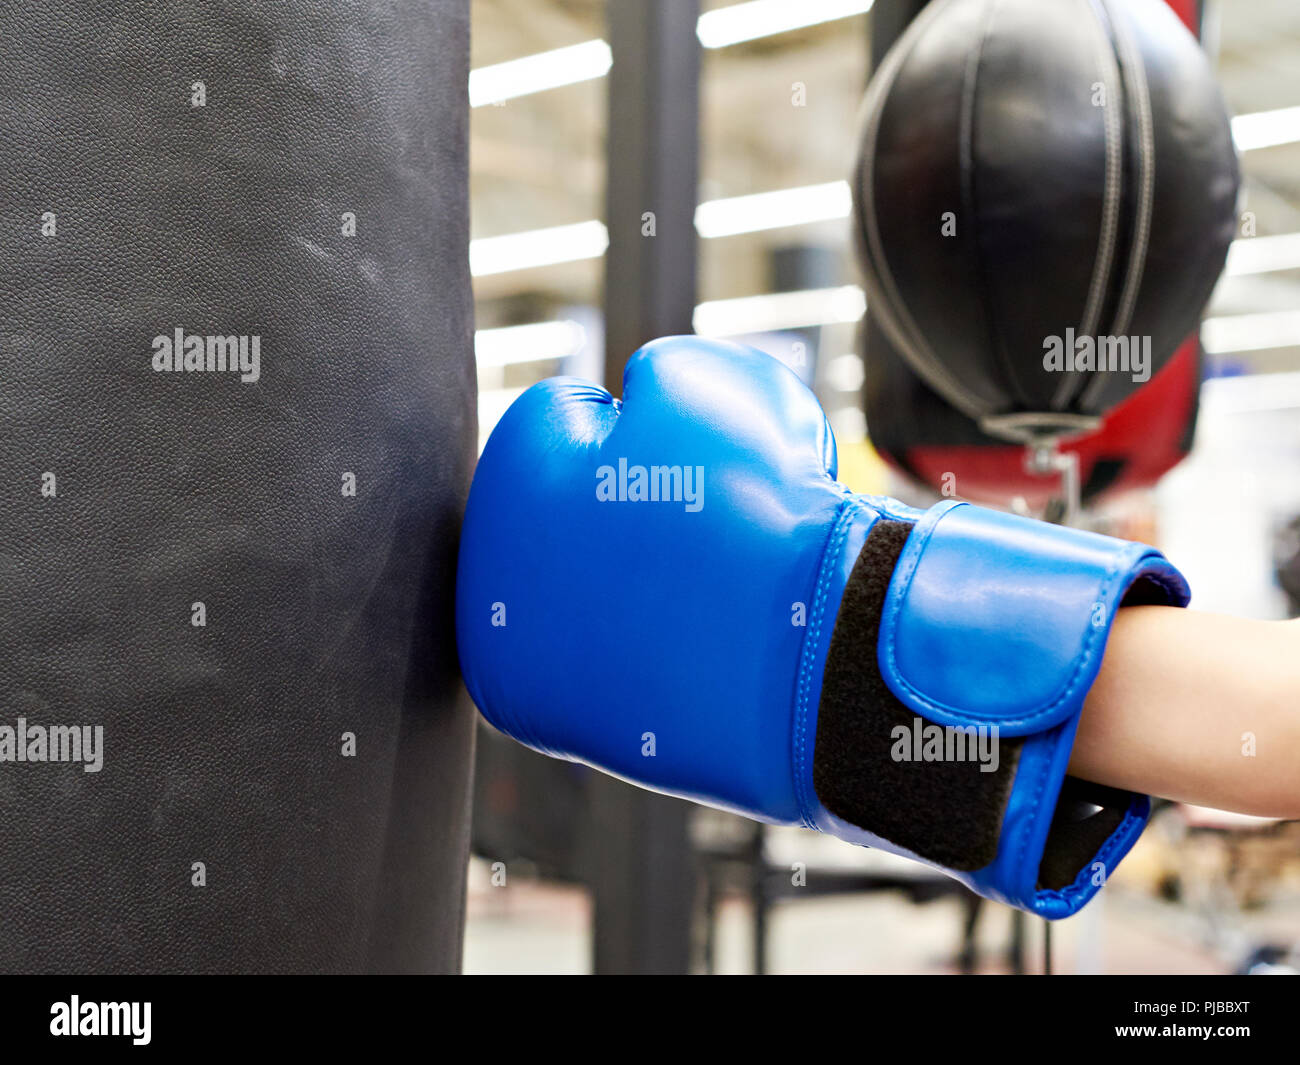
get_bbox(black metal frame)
[590,0,701,975]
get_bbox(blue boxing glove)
[456,337,1190,917]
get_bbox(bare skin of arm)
[1072,607,1300,819]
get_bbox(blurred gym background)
[465,0,1300,973]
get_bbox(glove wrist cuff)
[808,499,1190,917]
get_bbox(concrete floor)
[463,832,1300,975]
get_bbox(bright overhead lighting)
[1202,310,1300,354]
[468,2,874,108]
[1224,231,1300,276]
[824,351,866,392]
[697,0,875,49]
[1200,372,1300,416]
[476,286,867,371]
[474,320,587,369]
[473,303,1300,373]
[469,180,852,276]
[469,39,612,108]
[694,181,852,238]
[1232,105,1300,152]
[470,220,609,277]
[694,285,865,336]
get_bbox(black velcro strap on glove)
[813,519,1023,873]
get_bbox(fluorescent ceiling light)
[476,301,1300,372]
[1202,310,1300,354]
[474,320,587,369]
[469,39,612,108]
[466,28,1297,169]
[470,220,609,277]
[1224,231,1300,276]
[477,286,866,370]
[697,0,875,49]
[824,351,866,392]
[694,285,865,335]
[470,207,1300,284]
[1200,372,1300,416]
[1232,105,1300,152]
[470,181,846,275]
[694,181,852,237]
[469,1,874,108]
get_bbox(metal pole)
[590,0,701,974]
[602,0,701,391]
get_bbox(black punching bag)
[0,2,475,972]
[854,0,1238,438]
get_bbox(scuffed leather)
[456,337,1189,916]
[0,1,474,972]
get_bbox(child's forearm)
[1071,607,1300,818]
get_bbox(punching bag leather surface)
[0,2,475,972]
[854,0,1238,434]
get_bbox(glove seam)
[1008,735,1151,912]
[1010,731,1056,907]
[794,495,865,829]
[1032,798,1148,910]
